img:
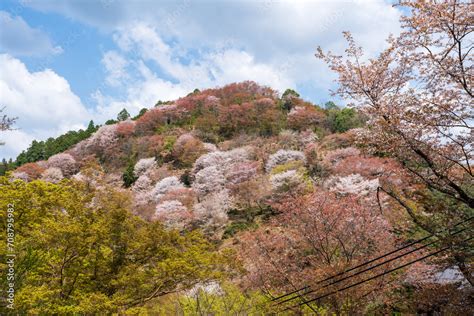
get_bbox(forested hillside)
[0,1,472,315]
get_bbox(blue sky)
[0,0,402,159]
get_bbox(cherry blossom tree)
[46,153,78,177]
[225,161,260,186]
[317,1,473,208]
[152,176,185,203]
[323,147,361,165]
[0,106,16,132]
[287,104,326,131]
[130,135,163,160]
[193,190,232,232]
[192,147,259,198]
[85,124,119,159]
[193,166,226,196]
[11,171,29,182]
[172,134,207,167]
[14,162,45,180]
[316,0,473,283]
[153,200,193,230]
[133,158,157,178]
[132,175,155,206]
[132,174,153,192]
[270,169,307,195]
[135,108,166,135]
[116,120,135,138]
[41,167,64,183]
[325,173,379,196]
[239,191,398,313]
[160,187,196,209]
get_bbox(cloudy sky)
[0,0,402,159]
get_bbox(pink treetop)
[47,153,78,177]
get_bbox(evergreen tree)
[117,108,131,121]
[132,108,148,120]
[122,160,138,187]
[86,120,96,133]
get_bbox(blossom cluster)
[46,153,78,177]
[325,173,379,196]
[134,158,157,178]
[41,167,64,183]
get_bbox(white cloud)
[0,54,90,158]
[34,0,400,106]
[23,1,401,58]
[1,0,404,158]
[102,50,129,87]
[0,11,62,57]
[115,23,294,90]
[0,130,34,161]
[89,23,296,120]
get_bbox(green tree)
[281,88,300,111]
[132,108,148,120]
[122,160,138,187]
[105,119,117,125]
[0,178,237,314]
[15,124,98,167]
[327,107,365,133]
[117,109,131,121]
[86,120,96,133]
[324,101,338,110]
[154,283,276,315]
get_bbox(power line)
[275,226,470,306]
[282,236,472,311]
[240,217,472,313]
[271,216,473,305]
[270,285,310,302]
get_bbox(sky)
[0,0,402,159]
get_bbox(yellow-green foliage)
[152,283,272,315]
[0,177,237,314]
[270,160,313,192]
[151,282,331,316]
[270,160,305,175]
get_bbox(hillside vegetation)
[1,81,471,314]
[1,1,472,314]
